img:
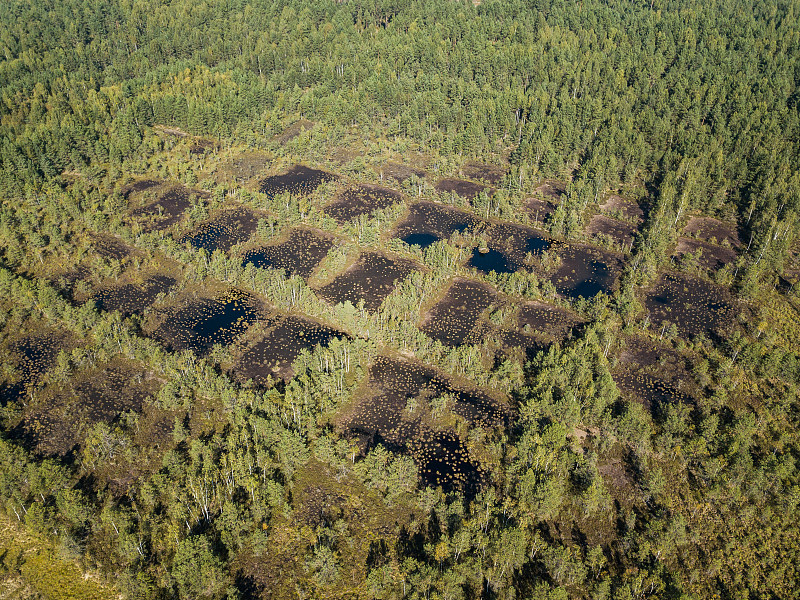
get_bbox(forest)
[0,0,799,598]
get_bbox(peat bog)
[233,315,346,383]
[644,271,736,338]
[242,227,334,280]
[92,275,177,317]
[128,182,207,231]
[470,222,550,275]
[585,214,637,247]
[273,119,314,145]
[89,234,134,260]
[461,161,507,185]
[315,251,419,311]
[0,330,74,405]
[379,162,426,182]
[683,216,742,247]
[420,278,497,347]
[549,244,623,299]
[341,355,508,494]
[674,237,738,271]
[259,164,336,198]
[181,206,258,253]
[599,194,645,221]
[435,178,493,200]
[325,184,404,222]
[21,363,160,457]
[500,301,584,362]
[150,289,267,356]
[394,201,481,248]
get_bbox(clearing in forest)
[435,177,493,200]
[393,201,481,249]
[683,216,742,248]
[149,288,268,356]
[461,161,507,185]
[673,237,738,271]
[242,227,334,280]
[127,181,208,232]
[88,233,134,260]
[273,119,314,145]
[377,161,427,183]
[315,251,419,312]
[219,153,271,183]
[232,315,346,383]
[0,329,75,406]
[643,271,736,338]
[325,184,404,223]
[420,278,496,347]
[20,361,160,457]
[598,194,645,222]
[500,301,584,363]
[549,244,623,299]
[258,164,337,198]
[516,301,585,341]
[340,355,508,495]
[585,214,637,248]
[91,275,177,318]
[181,206,259,253]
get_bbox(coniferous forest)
[1,0,800,597]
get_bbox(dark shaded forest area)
[1,0,800,598]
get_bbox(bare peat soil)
[420,278,496,347]
[315,252,419,312]
[258,165,336,198]
[181,207,259,253]
[325,184,404,223]
[644,271,736,338]
[232,315,346,383]
[242,228,334,280]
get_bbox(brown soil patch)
[325,184,404,223]
[92,275,177,317]
[598,194,644,221]
[549,244,624,299]
[379,162,427,182]
[340,355,509,495]
[242,227,334,280]
[258,164,337,198]
[517,301,585,341]
[129,183,208,232]
[436,178,493,200]
[22,363,160,456]
[526,197,557,222]
[644,271,736,338]
[461,161,507,185]
[533,180,566,201]
[683,216,741,247]
[1,329,75,405]
[315,251,420,312]
[674,237,738,271]
[613,372,694,415]
[586,215,637,247]
[222,153,271,183]
[420,278,496,347]
[89,234,134,260]
[180,206,259,253]
[232,315,346,384]
[273,119,314,145]
[189,138,215,155]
